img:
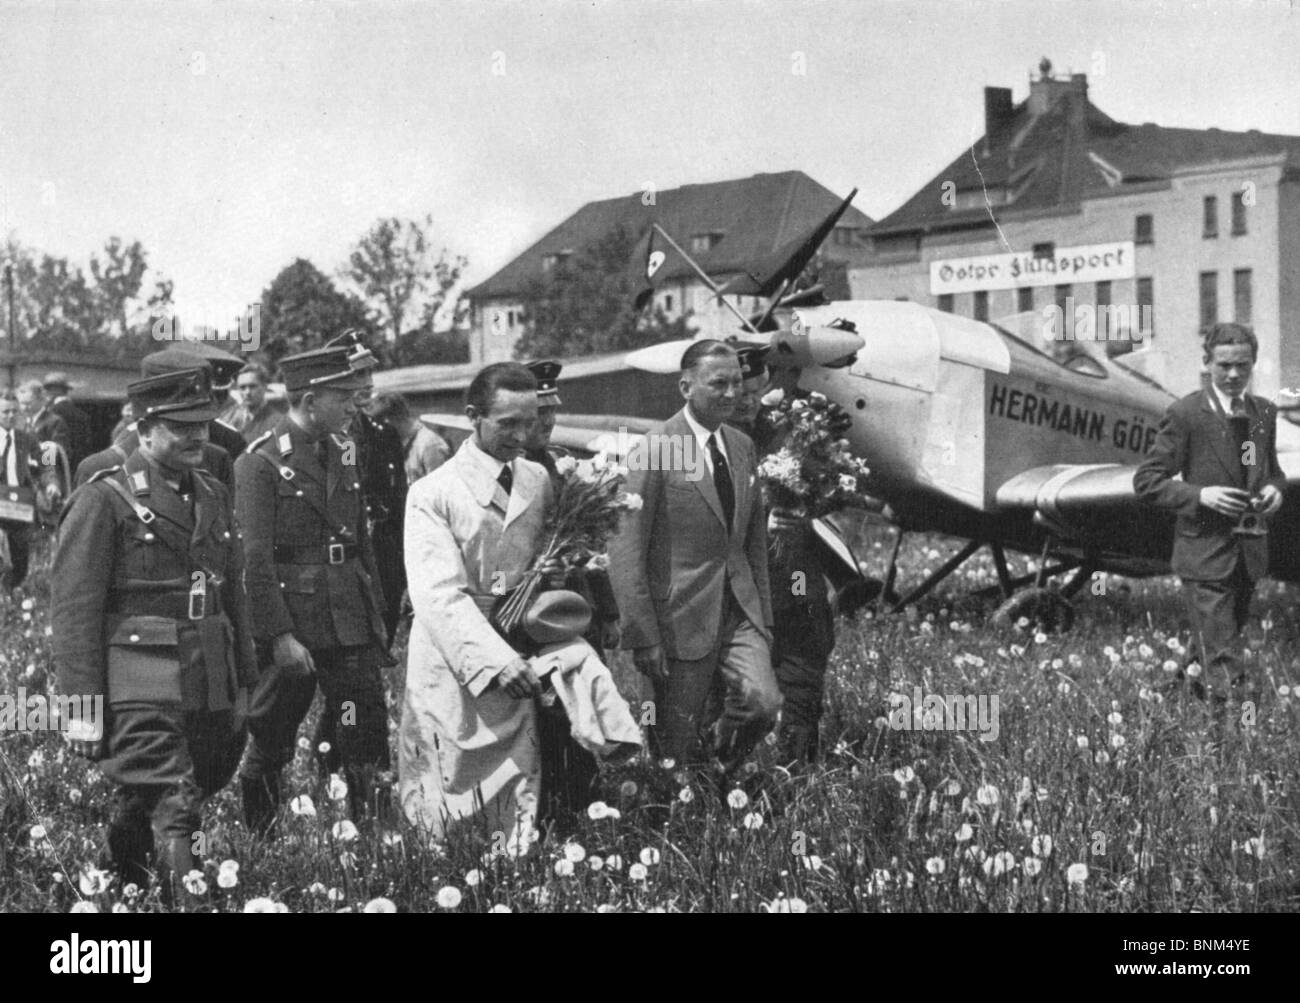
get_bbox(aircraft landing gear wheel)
[832,578,897,618]
[991,587,1075,633]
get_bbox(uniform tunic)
[399,437,552,841]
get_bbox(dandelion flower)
[619,780,638,798]
[993,851,1015,876]
[925,857,945,876]
[975,783,999,806]
[182,871,208,896]
[363,897,397,913]
[588,856,604,872]
[726,788,749,810]
[658,757,676,771]
[954,823,973,842]
[331,820,359,843]
[586,800,610,820]
[308,882,327,896]
[1066,862,1089,885]
[217,869,238,890]
[297,736,311,751]
[243,897,280,913]
[219,859,239,874]
[553,859,575,877]
[678,787,694,804]
[1242,836,1265,860]
[326,774,348,801]
[1186,662,1202,678]
[892,766,915,785]
[1138,643,1154,659]
[1095,751,1110,765]
[289,795,316,817]
[435,886,463,910]
[489,904,512,914]
[1032,834,1054,857]
[742,812,764,830]
[1110,733,1126,750]
[79,867,111,896]
[1023,857,1043,877]
[1076,735,1089,750]
[605,854,624,872]
[787,898,809,913]
[563,842,587,863]
[1033,631,1048,645]
[70,901,99,914]
[639,847,661,866]
[1279,685,1291,697]
[945,779,962,796]
[628,863,648,882]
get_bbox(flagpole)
[651,224,760,335]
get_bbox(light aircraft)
[421,221,1300,631]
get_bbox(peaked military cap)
[735,343,771,381]
[141,345,241,381]
[280,344,374,392]
[526,360,563,408]
[127,367,220,422]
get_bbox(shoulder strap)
[247,440,352,540]
[98,473,194,561]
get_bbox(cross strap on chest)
[249,441,355,542]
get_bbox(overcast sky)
[4,0,1299,328]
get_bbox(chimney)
[1028,58,1088,117]
[984,86,1014,147]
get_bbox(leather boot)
[155,836,200,910]
[106,817,153,891]
[241,774,281,837]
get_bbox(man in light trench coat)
[399,362,558,845]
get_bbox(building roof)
[467,170,873,300]
[871,73,1300,238]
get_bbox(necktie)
[498,463,513,497]
[0,432,10,487]
[1229,396,1249,486]
[707,433,734,531]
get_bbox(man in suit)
[609,340,780,766]
[1135,322,1286,701]
[43,372,92,470]
[17,380,70,454]
[75,348,241,491]
[235,343,389,832]
[51,367,258,903]
[0,391,61,588]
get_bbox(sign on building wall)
[930,241,1135,295]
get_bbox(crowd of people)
[32,319,1282,905]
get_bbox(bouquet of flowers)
[754,387,871,528]
[492,452,642,636]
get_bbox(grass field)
[2,530,1298,913]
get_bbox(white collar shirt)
[683,405,729,476]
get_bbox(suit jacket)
[398,437,552,837]
[49,396,91,469]
[609,407,773,661]
[31,408,70,453]
[76,429,234,492]
[51,450,258,710]
[0,427,58,495]
[234,417,386,649]
[1134,387,1286,582]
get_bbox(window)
[938,293,954,313]
[1232,191,1248,236]
[1199,271,1218,329]
[833,228,857,247]
[542,251,572,272]
[974,290,989,322]
[1017,287,1034,313]
[690,232,723,254]
[1203,196,1218,239]
[1137,277,1154,337]
[664,295,674,313]
[1033,242,1055,260]
[1135,214,1154,245]
[1234,268,1252,324]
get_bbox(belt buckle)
[328,542,345,565]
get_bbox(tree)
[515,223,694,360]
[340,215,467,343]
[89,237,172,339]
[259,258,376,363]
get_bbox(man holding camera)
[1135,322,1285,701]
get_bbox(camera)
[1233,494,1268,536]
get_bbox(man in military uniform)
[76,348,245,490]
[52,368,258,902]
[235,343,390,832]
[729,344,836,765]
[326,332,407,650]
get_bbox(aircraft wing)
[995,463,1146,513]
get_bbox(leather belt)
[108,588,225,621]
[275,542,359,565]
